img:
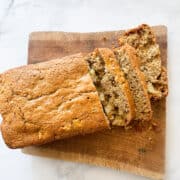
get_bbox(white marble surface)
[0,0,180,179]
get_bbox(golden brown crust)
[96,48,135,124]
[0,54,109,148]
[122,24,156,42]
[114,45,152,121]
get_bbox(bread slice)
[119,24,168,100]
[0,54,109,148]
[85,48,135,126]
[114,45,152,121]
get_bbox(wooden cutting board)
[23,26,167,180]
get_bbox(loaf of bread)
[114,45,152,121]
[0,54,109,148]
[119,24,168,100]
[0,24,168,149]
[85,48,135,126]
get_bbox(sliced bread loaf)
[85,48,135,126]
[119,24,168,100]
[114,45,152,121]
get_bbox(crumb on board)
[102,36,107,41]
[138,147,147,154]
[148,137,152,141]
[124,125,133,130]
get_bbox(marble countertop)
[0,0,180,179]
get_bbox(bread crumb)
[102,36,107,41]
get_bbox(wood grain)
[23,26,167,180]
